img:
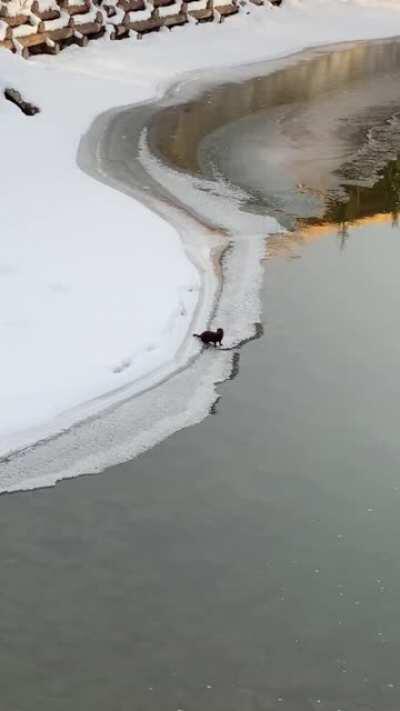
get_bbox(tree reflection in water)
[304,156,400,248]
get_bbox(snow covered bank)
[1,0,400,489]
[0,52,203,456]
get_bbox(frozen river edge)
[2,27,400,492]
[0,64,271,493]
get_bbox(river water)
[2,39,400,711]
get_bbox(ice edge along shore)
[1,0,400,490]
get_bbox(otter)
[193,328,224,347]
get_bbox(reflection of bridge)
[0,0,281,58]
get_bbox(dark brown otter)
[193,328,224,347]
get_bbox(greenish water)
[0,217,400,711]
[2,215,400,711]
[3,40,400,711]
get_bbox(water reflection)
[210,321,264,415]
[5,214,400,711]
[4,40,400,711]
[151,39,400,176]
[327,158,400,227]
[292,157,400,251]
[150,38,400,229]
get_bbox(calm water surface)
[2,41,400,711]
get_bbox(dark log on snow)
[4,87,40,115]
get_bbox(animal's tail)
[193,333,201,338]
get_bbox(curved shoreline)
[1,36,399,493]
[0,55,272,491]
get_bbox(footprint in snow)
[112,358,132,374]
[0,265,16,277]
[49,282,70,294]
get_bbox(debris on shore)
[4,88,40,116]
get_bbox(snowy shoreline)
[1,0,400,491]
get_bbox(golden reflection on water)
[151,38,400,174]
[266,212,398,260]
[149,37,400,260]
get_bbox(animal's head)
[216,328,224,338]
